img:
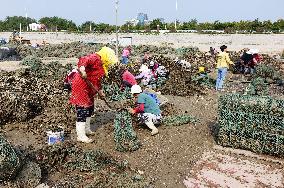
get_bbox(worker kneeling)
[128,85,161,136]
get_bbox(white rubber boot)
[76,122,93,143]
[85,117,95,135]
[145,121,159,136]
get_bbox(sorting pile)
[0,135,23,181]
[218,94,284,157]
[114,110,141,152]
[152,55,206,96]
[34,141,148,187]
[178,47,216,70]
[0,70,43,125]
[0,57,74,134]
[16,42,105,58]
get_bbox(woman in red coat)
[70,47,117,143]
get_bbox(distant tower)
[137,13,148,25]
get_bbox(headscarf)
[96,47,118,76]
[139,64,149,72]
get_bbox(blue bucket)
[47,130,64,145]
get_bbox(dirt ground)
[1,32,284,54]
[3,85,284,187]
[1,47,283,187]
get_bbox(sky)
[0,0,283,25]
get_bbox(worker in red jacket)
[70,47,118,143]
[119,66,137,89]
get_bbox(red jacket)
[122,70,137,86]
[70,54,105,107]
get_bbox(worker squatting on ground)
[128,85,161,136]
[119,66,137,89]
[135,64,153,86]
[70,47,118,143]
[215,45,234,91]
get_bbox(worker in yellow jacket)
[215,45,234,91]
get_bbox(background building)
[137,13,148,25]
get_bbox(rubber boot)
[76,122,93,143]
[145,121,159,136]
[85,117,95,135]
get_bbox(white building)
[29,23,41,31]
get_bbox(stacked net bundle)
[245,77,268,96]
[217,94,284,157]
[0,135,22,181]
[114,110,141,152]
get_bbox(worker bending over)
[119,66,137,89]
[128,85,161,136]
[70,47,117,143]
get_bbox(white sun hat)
[139,64,149,72]
[247,49,259,55]
[131,85,142,94]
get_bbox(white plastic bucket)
[47,130,64,145]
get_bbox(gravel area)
[0,32,283,54]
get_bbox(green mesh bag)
[114,110,141,152]
[217,94,284,157]
[0,135,22,181]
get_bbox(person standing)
[70,47,117,143]
[215,45,234,91]
[121,46,131,64]
[128,85,161,136]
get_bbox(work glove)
[98,90,105,99]
[127,108,135,114]
[79,66,87,79]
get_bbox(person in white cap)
[241,49,260,74]
[128,85,161,136]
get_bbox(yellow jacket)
[216,52,234,69]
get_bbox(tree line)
[0,16,283,33]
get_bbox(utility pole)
[115,0,119,58]
[25,7,29,32]
[19,23,22,43]
[175,0,178,31]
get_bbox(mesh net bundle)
[162,114,198,126]
[0,135,22,181]
[114,110,141,152]
[217,94,284,157]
